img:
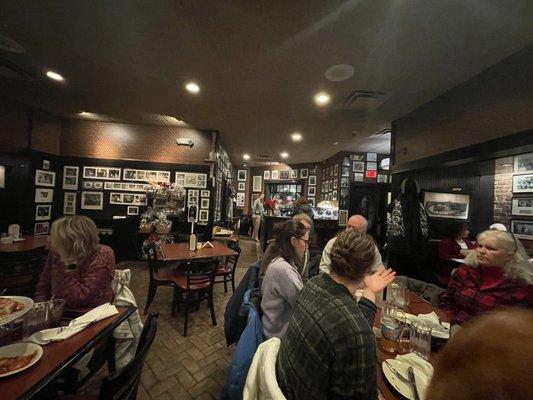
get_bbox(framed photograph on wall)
[279,170,289,180]
[514,152,533,174]
[367,153,377,162]
[338,210,348,227]
[200,190,210,198]
[236,192,245,207]
[290,170,298,179]
[377,174,388,183]
[127,206,139,215]
[252,175,262,192]
[308,186,316,197]
[300,169,308,179]
[199,209,209,223]
[93,181,103,189]
[81,191,104,210]
[238,182,245,191]
[264,170,271,180]
[423,191,470,220]
[63,192,76,215]
[513,174,533,193]
[511,220,533,240]
[62,166,79,190]
[340,177,349,188]
[341,166,350,177]
[511,198,533,216]
[353,162,365,172]
[366,162,377,170]
[310,166,317,175]
[271,170,279,180]
[237,170,247,181]
[332,190,338,201]
[334,165,339,176]
[333,179,338,189]
[308,198,315,207]
[35,188,53,203]
[35,204,51,221]
[34,222,50,236]
[200,198,209,209]
[35,169,56,187]
[309,176,316,186]
[83,166,121,181]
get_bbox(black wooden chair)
[0,246,46,296]
[214,240,241,293]
[172,259,217,336]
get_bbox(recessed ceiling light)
[46,70,65,82]
[280,152,289,159]
[243,154,251,160]
[325,64,354,82]
[290,132,303,142]
[500,163,512,167]
[314,92,330,105]
[333,142,339,146]
[185,82,200,94]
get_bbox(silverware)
[383,360,412,386]
[407,366,421,400]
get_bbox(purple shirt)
[35,244,115,308]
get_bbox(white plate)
[0,296,34,325]
[382,358,430,400]
[0,342,43,378]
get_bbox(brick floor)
[80,237,260,399]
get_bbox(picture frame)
[0,166,4,188]
[236,192,245,207]
[308,186,316,197]
[201,190,210,198]
[83,181,93,189]
[93,181,103,189]
[423,191,470,220]
[199,209,209,223]
[377,174,388,183]
[300,169,308,179]
[237,170,247,181]
[333,179,338,189]
[109,192,147,206]
[367,153,377,162]
[514,152,533,174]
[200,198,210,209]
[124,168,170,183]
[34,222,50,236]
[238,182,246,191]
[341,157,350,167]
[62,166,79,190]
[511,220,533,240]
[308,198,315,207]
[308,176,316,186]
[321,181,325,193]
[264,170,271,180]
[253,175,262,192]
[188,204,198,222]
[103,182,151,192]
[175,172,207,188]
[334,165,339,176]
[35,169,56,187]
[35,204,51,221]
[271,170,279,180]
[338,210,348,227]
[83,166,121,181]
[350,154,365,161]
[63,192,76,215]
[279,170,289,180]
[127,206,139,216]
[511,197,533,216]
[35,188,53,203]
[340,177,349,188]
[290,170,298,179]
[341,166,350,177]
[366,162,377,170]
[354,173,364,181]
[310,167,317,175]
[513,174,533,193]
[353,162,365,172]
[42,160,50,170]
[81,191,104,210]
[332,190,338,201]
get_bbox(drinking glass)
[389,282,410,310]
[46,299,66,328]
[380,300,400,353]
[411,321,432,360]
[22,302,48,339]
[396,310,412,355]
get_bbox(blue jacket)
[220,288,263,400]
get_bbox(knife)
[407,366,421,400]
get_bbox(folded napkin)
[405,311,450,338]
[394,352,434,378]
[28,303,118,345]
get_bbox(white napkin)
[395,352,434,378]
[405,311,450,338]
[28,303,118,345]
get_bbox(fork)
[383,360,412,386]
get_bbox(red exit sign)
[366,170,377,179]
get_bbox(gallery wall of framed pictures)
[509,152,533,242]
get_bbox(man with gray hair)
[319,214,383,274]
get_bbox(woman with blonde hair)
[440,229,533,324]
[35,215,115,308]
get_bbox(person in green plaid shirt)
[276,229,396,399]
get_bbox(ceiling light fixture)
[45,70,65,82]
[185,82,200,94]
[243,154,251,160]
[333,142,339,146]
[290,132,303,142]
[500,163,512,167]
[280,152,289,159]
[314,92,330,105]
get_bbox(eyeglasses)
[297,237,311,247]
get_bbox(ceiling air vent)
[0,33,25,53]
[0,58,34,80]
[369,128,391,138]
[340,90,392,111]
[255,154,272,162]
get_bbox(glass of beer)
[380,300,400,353]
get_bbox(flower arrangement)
[264,198,277,211]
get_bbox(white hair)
[464,230,533,284]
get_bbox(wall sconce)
[176,138,194,147]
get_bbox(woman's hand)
[363,267,396,294]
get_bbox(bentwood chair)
[172,259,217,336]
[0,246,46,296]
[214,240,241,293]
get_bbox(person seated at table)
[437,222,475,285]
[35,215,115,308]
[276,229,396,400]
[426,307,533,400]
[261,219,308,338]
[440,229,533,324]
[292,196,314,222]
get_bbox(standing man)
[252,193,265,242]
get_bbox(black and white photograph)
[188,189,199,199]
[279,170,289,180]
[511,198,533,216]
[253,175,262,192]
[513,174,533,193]
[127,206,139,215]
[83,181,93,189]
[338,210,348,226]
[290,170,298,179]
[298,169,307,179]
[377,174,388,183]
[353,162,365,172]
[308,198,315,207]
[35,204,51,221]
[308,186,316,197]
[237,170,247,181]
[367,152,377,162]
[333,179,338,189]
[423,191,470,220]
[103,182,151,192]
[188,195,198,206]
[81,191,104,210]
[321,181,325,193]
[42,160,50,170]
[310,167,317,175]
[201,190,210,198]
[511,220,533,240]
[200,198,209,209]
[342,157,350,167]
[34,222,50,236]
[332,190,338,201]
[63,192,76,215]
[110,192,147,206]
[264,170,270,180]
[366,162,377,170]
[0,166,4,188]
[236,192,245,207]
[341,166,350,177]
[271,170,279,180]
[35,169,56,187]
[309,176,316,186]
[124,168,170,183]
[340,177,349,188]
[64,166,79,177]
[93,181,103,189]
[514,152,533,174]
[238,182,245,191]
[62,166,79,190]
[83,166,121,181]
[350,154,365,161]
[175,172,208,188]
[334,164,339,176]
[35,188,53,203]
[199,209,209,223]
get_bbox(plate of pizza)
[0,342,43,377]
[0,296,34,325]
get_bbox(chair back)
[225,241,241,271]
[99,313,159,400]
[144,243,160,281]
[0,247,45,296]
[186,259,217,291]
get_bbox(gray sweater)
[261,256,304,339]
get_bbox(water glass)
[396,311,412,355]
[388,282,410,310]
[46,299,66,328]
[380,300,400,353]
[411,321,432,360]
[22,302,49,339]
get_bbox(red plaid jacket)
[440,265,533,324]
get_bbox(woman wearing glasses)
[261,219,309,338]
[441,229,533,324]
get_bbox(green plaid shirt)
[276,273,377,400]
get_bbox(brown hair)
[329,229,376,282]
[294,196,308,207]
[274,219,308,265]
[426,308,533,400]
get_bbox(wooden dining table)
[375,293,451,400]
[158,241,238,262]
[0,235,49,253]
[0,306,136,400]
